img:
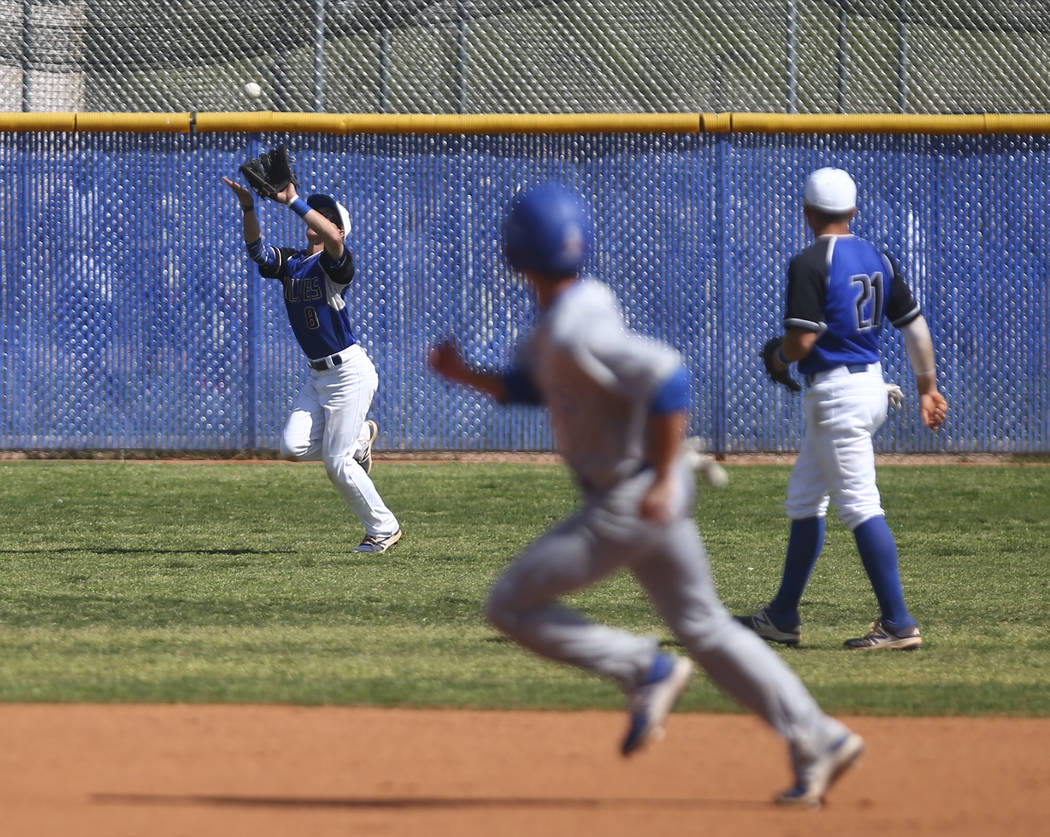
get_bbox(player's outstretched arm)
[899,315,948,430]
[428,339,509,402]
[276,182,346,261]
[222,176,262,244]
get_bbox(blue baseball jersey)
[785,234,921,376]
[249,240,357,360]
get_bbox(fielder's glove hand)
[886,382,904,409]
[239,145,298,200]
[683,437,729,489]
[760,337,801,392]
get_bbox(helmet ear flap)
[501,215,530,272]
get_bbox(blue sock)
[643,652,674,685]
[853,516,916,631]
[768,516,825,628]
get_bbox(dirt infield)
[4,705,1048,837]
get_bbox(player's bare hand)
[275,182,299,205]
[221,176,255,208]
[920,391,948,430]
[428,339,468,382]
[640,474,675,523]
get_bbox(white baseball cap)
[307,193,352,240]
[803,167,857,213]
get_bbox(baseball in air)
[243,82,263,99]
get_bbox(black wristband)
[241,204,255,214]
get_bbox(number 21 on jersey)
[851,271,884,331]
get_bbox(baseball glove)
[886,382,904,409]
[239,145,298,200]
[760,337,801,392]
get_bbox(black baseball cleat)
[735,606,802,646]
[843,618,922,650]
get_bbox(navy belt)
[309,350,347,371]
[805,363,868,386]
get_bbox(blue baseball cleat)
[621,652,694,757]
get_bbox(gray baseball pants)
[486,463,845,753]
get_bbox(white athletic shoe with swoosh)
[355,529,402,554]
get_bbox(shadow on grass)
[0,548,288,556]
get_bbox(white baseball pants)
[785,363,888,530]
[280,344,399,538]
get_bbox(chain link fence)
[1,2,1047,453]
[1,130,1047,453]
[3,0,1049,114]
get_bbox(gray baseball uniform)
[485,278,847,755]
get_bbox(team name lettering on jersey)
[284,277,322,303]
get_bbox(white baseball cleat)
[776,732,865,807]
[355,419,379,475]
[355,529,402,553]
[621,653,694,756]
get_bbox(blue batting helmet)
[502,183,591,276]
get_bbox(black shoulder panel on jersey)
[784,239,830,330]
[321,247,355,286]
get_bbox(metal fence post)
[836,0,848,113]
[897,0,910,112]
[786,0,798,113]
[713,133,729,454]
[21,0,31,112]
[313,0,326,112]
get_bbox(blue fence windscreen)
[0,131,1046,453]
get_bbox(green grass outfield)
[0,459,1047,715]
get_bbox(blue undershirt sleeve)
[649,366,690,415]
[246,237,266,263]
[502,366,544,405]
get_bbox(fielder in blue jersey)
[739,167,948,649]
[429,183,863,807]
[222,174,401,553]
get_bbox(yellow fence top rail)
[0,112,1048,135]
[706,112,1050,134]
[192,112,703,133]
